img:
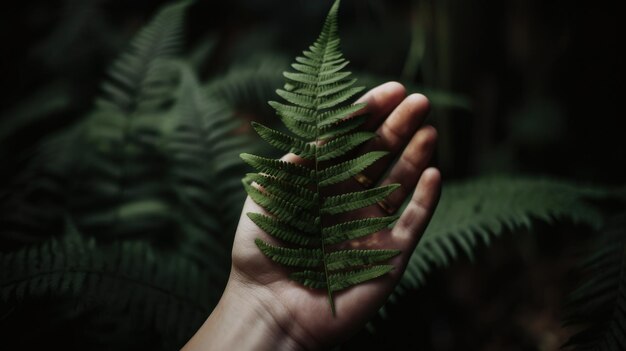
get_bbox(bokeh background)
[2,0,624,182]
[1,1,624,350]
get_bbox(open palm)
[184,82,441,350]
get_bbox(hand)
[183,82,441,350]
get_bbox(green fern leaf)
[0,234,218,349]
[255,239,323,267]
[0,2,193,249]
[243,181,318,231]
[98,0,191,114]
[251,122,314,158]
[318,114,368,139]
[204,55,289,119]
[268,101,316,124]
[326,249,399,270]
[245,173,318,209]
[399,177,612,292]
[68,0,192,242]
[166,62,251,257]
[319,103,367,127]
[322,184,400,215]
[241,0,400,315]
[322,216,399,245]
[247,213,318,246]
[319,151,388,186]
[317,131,376,161]
[241,153,315,185]
[328,265,395,291]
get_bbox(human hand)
[183,82,441,350]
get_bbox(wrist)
[183,275,306,351]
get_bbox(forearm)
[182,281,305,351]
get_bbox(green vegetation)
[1,0,624,349]
[242,0,400,315]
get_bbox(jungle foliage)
[0,0,624,350]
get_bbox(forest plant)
[1,0,625,349]
[0,224,217,350]
[241,0,400,315]
[1,1,248,349]
[68,0,190,240]
[398,177,610,292]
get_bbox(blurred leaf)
[189,35,217,72]
[205,53,289,118]
[0,233,219,350]
[399,177,615,293]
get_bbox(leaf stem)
[314,15,337,316]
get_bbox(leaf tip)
[240,153,252,161]
[254,238,266,249]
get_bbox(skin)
[183,82,441,350]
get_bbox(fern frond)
[318,103,367,127]
[322,216,399,245]
[251,122,314,158]
[322,184,400,215]
[318,151,388,186]
[97,0,192,114]
[319,114,368,139]
[4,1,248,265]
[204,54,289,119]
[66,1,192,243]
[317,131,376,161]
[245,173,318,209]
[290,265,395,291]
[0,126,81,248]
[242,0,400,315]
[399,177,610,291]
[562,213,626,351]
[241,153,315,185]
[0,234,218,349]
[247,213,318,246]
[243,181,318,232]
[165,62,251,258]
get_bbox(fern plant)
[0,225,217,350]
[205,54,289,122]
[398,177,609,292]
[241,0,399,315]
[4,0,626,348]
[166,62,252,258]
[1,1,250,348]
[69,0,190,240]
[0,0,194,250]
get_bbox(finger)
[280,152,307,164]
[333,167,439,320]
[378,125,438,214]
[367,93,431,154]
[344,93,431,193]
[326,169,440,322]
[354,81,406,131]
[391,167,441,255]
[334,152,439,251]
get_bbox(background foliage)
[1,0,624,350]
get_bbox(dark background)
[1,0,623,182]
[1,1,623,350]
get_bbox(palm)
[228,83,441,348]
